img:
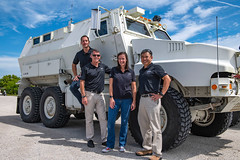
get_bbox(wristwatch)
[110,96,113,98]
[159,91,164,96]
[82,95,86,98]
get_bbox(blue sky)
[0,0,240,78]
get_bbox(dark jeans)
[107,98,132,148]
[70,80,83,106]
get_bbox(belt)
[141,94,153,97]
[86,90,102,94]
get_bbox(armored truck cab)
[17,6,240,150]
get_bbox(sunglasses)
[92,54,101,57]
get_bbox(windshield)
[126,18,150,36]
[154,29,171,40]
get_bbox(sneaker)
[87,140,95,148]
[102,147,111,153]
[102,141,107,146]
[119,146,126,152]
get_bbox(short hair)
[81,35,89,41]
[141,49,153,56]
[117,52,129,70]
[92,49,100,54]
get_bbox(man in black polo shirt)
[80,49,111,148]
[135,49,171,160]
[70,35,94,108]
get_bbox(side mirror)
[91,9,101,30]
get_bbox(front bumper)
[211,77,239,97]
[211,77,240,112]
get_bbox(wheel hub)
[160,106,168,132]
[44,96,56,119]
[23,95,32,115]
[194,110,215,127]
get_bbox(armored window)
[33,37,40,45]
[43,33,51,42]
[95,20,108,37]
[126,18,150,36]
[154,30,171,40]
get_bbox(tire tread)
[129,87,192,151]
[40,87,69,128]
[20,87,43,123]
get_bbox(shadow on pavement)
[0,114,239,160]
[165,134,233,160]
[0,115,143,159]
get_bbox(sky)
[0,0,240,78]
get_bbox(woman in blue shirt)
[102,52,136,153]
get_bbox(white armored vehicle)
[17,6,240,150]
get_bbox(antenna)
[70,2,73,23]
[67,1,73,32]
[216,16,220,82]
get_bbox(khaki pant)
[84,91,107,142]
[138,96,162,157]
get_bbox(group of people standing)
[70,35,171,160]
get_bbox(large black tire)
[129,87,192,151]
[40,87,70,128]
[191,112,232,137]
[19,87,43,123]
[230,111,240,127]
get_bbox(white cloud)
[233,22,239,27]
[76,0,172,9]
[0,56,20,77]
[0,1,16,13]
[203,33,240,50]
[131,0,171,9]
[181,15,191,21]
[23,7,57,28]
[171,22,210,41]
[0,56,19,68]
[0,0,69,29]
[194,6,222,19]
[212,0,240,8]
[12,25,21,34]
[161,19,178,32]
[59,12,68,19]
[0,0,174,31]
[19,1,60,29]
[164,0,199,18]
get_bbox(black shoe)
[87,140,95,148]
[102,141,107,146]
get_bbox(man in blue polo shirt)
[80,49,111,148]
[136,49,171,160]
[70,35,94,108]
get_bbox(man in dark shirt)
[80,49,111,148]
[70,35,93,107]
[136,49,171,160]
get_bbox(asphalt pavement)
[0,96,240,160]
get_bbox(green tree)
[0,75,20,95]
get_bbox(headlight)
[230,80,238,95]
